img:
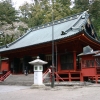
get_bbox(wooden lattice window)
[60,53,73,70]
[89,60,94,67]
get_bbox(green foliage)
[74,0,89,12]
[52,0,71,20]
[89,0,100,19]
[89,0,100,38]
[0,0,18,27]
[0,34,13,46]
[19,0,74,28]
[18,26,25,32]
[28,3,46,27]
[5,34,12,44]
[74,0,100,39]
[19,2,30,23]
[18,25,28,34]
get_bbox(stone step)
[0,74,34,86]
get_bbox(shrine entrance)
[60,52,74,70]
[10,56,33,74]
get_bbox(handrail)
[54,72,64,82]
[43,68,52,82]
[0,71,11,81]
[43,68,64,82]
[43,68,51,77]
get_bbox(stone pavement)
[45,81,93,86]
[0,84,100,100]
[0,85,29,93]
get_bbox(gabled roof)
[94,53,100,57]
[0,11,98,53]
[78,45,100,56]
[78,50,100,56]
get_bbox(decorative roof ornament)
[61,31,66,35]
[81,25,85,30]
[81,14,85,19]
[58,21,60,23]
[87,19,90,25]
[77,15,79,18]
[70,17,72,19]
[92,29,94,35]
[64,19,66,21]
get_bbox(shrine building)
[0,11,100,82]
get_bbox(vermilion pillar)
[80,72,84,81]
[73,51,76,71]
[57,54,61,72]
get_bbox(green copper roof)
[0,11,96,52]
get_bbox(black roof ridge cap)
[61,11,89,35]
[32,16,79,32]
[73,11,89,27]
[30,12,84,31]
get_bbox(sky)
[12,0,75,9]
[0,0,75,10]
[12,0,34,9]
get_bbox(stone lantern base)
[30,84,45,89]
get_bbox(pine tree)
[19,0,73,27]
[0,0,18,27]
[19,2,30,24]
[74,0,89,12]
[89,0,100,38]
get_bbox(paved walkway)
[0,84,100,100]
[0,85,29,93]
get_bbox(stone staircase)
[0,74,34,86]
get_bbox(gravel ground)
[0,84,100,100]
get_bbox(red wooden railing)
[0,71,11,81]
[43,68,50,82]
[43,68,64,82]
[43,68,50,77]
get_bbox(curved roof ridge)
[83,29,99,41]
[73,11,89,27]
[61,11,89,35]
[30,12,83,32]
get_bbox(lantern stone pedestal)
[29,56,48,88]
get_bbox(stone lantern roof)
[29,56,48,65]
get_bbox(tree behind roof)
[0,0,18,27]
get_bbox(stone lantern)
[29,56,48,87]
